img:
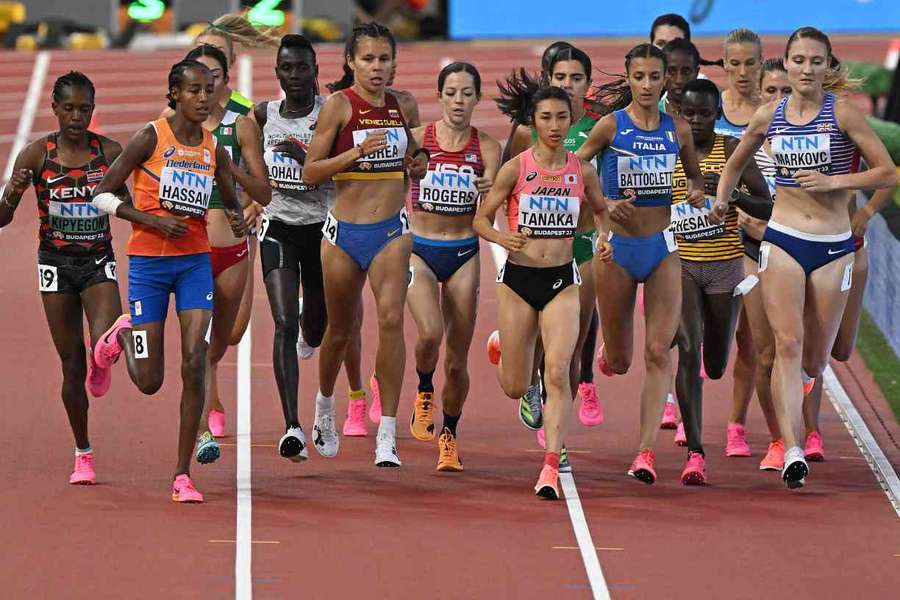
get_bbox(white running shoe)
[374,430,401,467]
[313,403,340,458]
[278,426,308,463]
[782,445,808,489]
[296,297,315,360]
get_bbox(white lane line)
[823,365,900,518]
[2,51,49,183]
[487,221,611,600]
[235,53,254,600]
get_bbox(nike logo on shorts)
[827,248,844,255]
[236,248,248,258]
[457,248,475,257]
[94,255,108,265]
[387,228,400,237]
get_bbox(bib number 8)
[322,212,338,244]
[38,264,58,292]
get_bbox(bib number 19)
[38,264,58,292]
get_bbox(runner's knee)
[644,339,671,371]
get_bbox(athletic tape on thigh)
[758,243,770,272]
[733,274,759,296]
[840,263,853,292]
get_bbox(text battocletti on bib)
[615,152,677,205]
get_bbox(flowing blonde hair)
[199,11,280,61]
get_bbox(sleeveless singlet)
[225,90,253,117]
[508,149,584,239]
[127,118,217,256]
[408,122,483,215]
[35,132,111,255]
[767,93,858,188]
[670,134,742,261]
[263,97,333,225]
[208,109,241,210]
[600,109,679,207]
[331,88,408,181]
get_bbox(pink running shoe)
[681,451,708,485]
[578,383,604,426]
[93,314,132,368]
[171,474,204,503]
[69,453,96,485]
[208,409,226,438]
[725,422,751,457]
[368,375,382,425]
[343,397,368,436]
[596,343,615,377]
[674,422,687,446]
[660,397,678,429]
[628,449,657,484]
[804,431,825,462]
[759,439,785,471]
[85,349,111,398]
[536,428,546,449]
[487,330,501,365]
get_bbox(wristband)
[92,192,123,215]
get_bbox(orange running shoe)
[410,391,435,441]
[534,464,560,499]
[759,439,785,471]
[487,330,501,365]
[436,428,463,472]
[628,449,657,484]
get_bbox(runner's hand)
[850,204,874,238]
[737,209,767,240]
[359,131,388,157]
[154,215,189,238]
[498,231,528,252]
[226,209,249,237]
[407,152,428,180]
[475,176,493,193]
[708,200,729,225]
[243,202,262,227]
[794,169,835,192]
[595,239,613,263]
[608,196,636,225]
[7,168,32,197]
[686,187,706,208]
[272,140,307,165]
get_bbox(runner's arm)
[0,140,42,227]
[233,115,272,206]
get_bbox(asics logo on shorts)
[206,292,213,301]
[552,278,563,290]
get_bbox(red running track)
[1,39,898,599]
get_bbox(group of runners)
[2,12,896,502]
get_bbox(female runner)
[0,72,127,485]
[500,45,605,438]
[303,22,428,467]
[476,86,611,499]
[406,62,501,470]
[577,43,704,484]
[92,59,247,502]
[670,78,771,484]
[660,38,700,117]
[715,27,897,488]
[194,13,280,435]
[253,34,334,461]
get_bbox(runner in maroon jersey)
[0,71,130,486]
[405,62,501,471]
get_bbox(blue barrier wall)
[864,208,900,357]
[449,0,900,39]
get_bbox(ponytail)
[200,11,280,55]
[495,68,543,125]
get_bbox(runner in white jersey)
[253,35,336,463]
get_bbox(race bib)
[38,264,58,292]
[616,153,676,203]
[104,261,117,281]
[669,196,725,241]
[352,127,407,171]
[132,330,149,359]
[417,163,480,214]
[257,215,270,242]
[322,212,338,245]
[517,193,580,238]
[48,200,108,242]
[159,167,213,217]
[771,133,832,178]
[264,148,316,196]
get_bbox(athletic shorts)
[762,221,854,276]
[259,219,325,291]
[681,257,744,295]
[37,248,117,295]
[497,259,581,312]
[610,230,678,283]
[573,230,596,266]
[211,239,249,278]
[411,235,479,283]
[322,208,410,271]
[741,229,761,263]
[128,253,213,325]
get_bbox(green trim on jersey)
[225,90,253,116]
[208,111,242,209]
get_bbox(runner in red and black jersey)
[0,71,130,486]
